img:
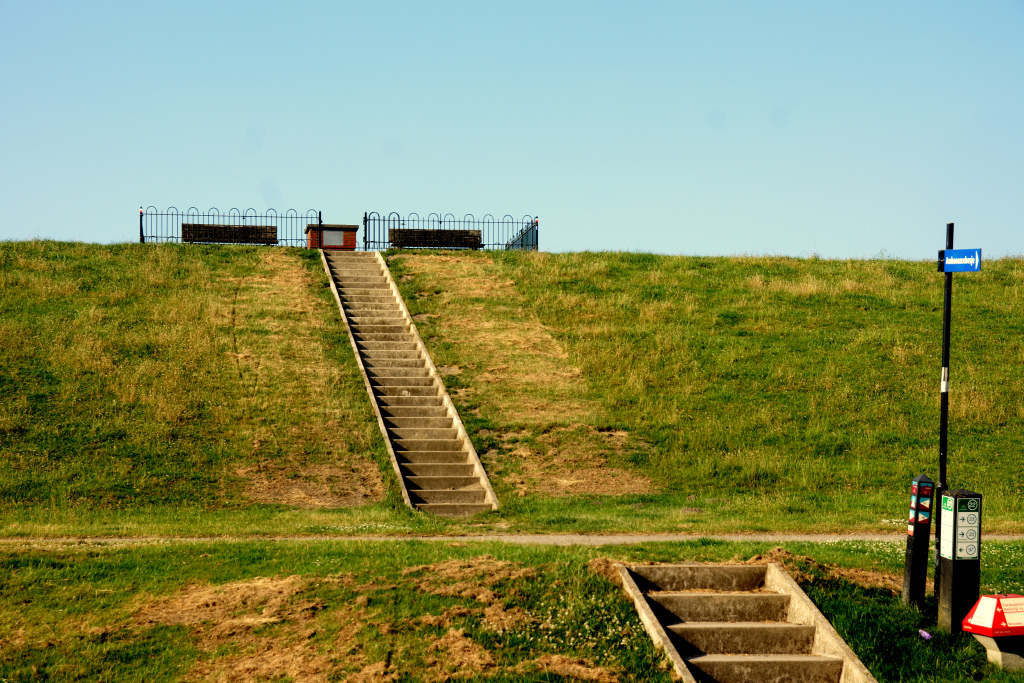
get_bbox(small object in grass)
[919,629,932,640]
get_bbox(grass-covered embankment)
[394,250,1024,533]
[2,539,1023,682]
[0,241,419,535]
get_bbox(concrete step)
[630,565,768,593]
[401,463,474,477]
[373,386,441,398]
[687,654,843,683]
[371,377,436,388]
[363,359,426,370]
[341,294,396,303]
[669,622,815,656]
[337,284,389,292]
[360,341,420,352]
[380,406,450,419]
[649,593,790,624]
[351,324,409,335]
[354,332,417,343]
[345,303,402,313]
[335,276,388,285]
[398,451,471,464]
[367,367,431,379]
[376,395,443,407]
[393,438,464,452]
[361,350,421,360]
[384,417,453,429]
[409,489,486,505]
[389,427,458,440]
[415,503,494,518]
[407,476,481,490]
[349,315,408,326]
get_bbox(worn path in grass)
[4,532,1024,547]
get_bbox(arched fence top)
[139,206,320,247]
[362,212,538,251]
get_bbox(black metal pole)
[934,222,954,602]
[363,212,368,252]
[139,207,144,244]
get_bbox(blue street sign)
[939,248,982,273]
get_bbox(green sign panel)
[958,498,981,512]
[943,495,955,512]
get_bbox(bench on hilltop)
[182,223,278,245]
[389,228,482,250]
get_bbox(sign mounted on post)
[938,489,983,633]
[933,223,984,608]
[938,248,982,273]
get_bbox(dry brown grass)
[391,252,655,498]
[390,253,596,425]
[223,249,384,506]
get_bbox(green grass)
[0,241,418,534]
[391,250,1024,533]
[1,539,1022,682]
[2,241,1023,537]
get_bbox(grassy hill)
[1,241,1022,536]
[392,250,1024,532]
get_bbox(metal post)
[363,212,368,252]
[903,474,935,608]
[934,221,954,603]
[139,207,144,244]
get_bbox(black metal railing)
[363,212,538,251]
[140,207,320,247]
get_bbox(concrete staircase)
[617,563,877,683]
[320,250,499,517]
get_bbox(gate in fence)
[140,207,320,247]
[363,213,538,251]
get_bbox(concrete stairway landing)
[617,563,877,683]
[320,250,499,518]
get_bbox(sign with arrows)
[938,248,982,272]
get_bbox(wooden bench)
[181,223,278,245]
[389,228,482,250]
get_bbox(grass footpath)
[1,539,1023,682]
[392,250,1024,533]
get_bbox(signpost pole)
[934,222,954,602]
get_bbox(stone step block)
[687,654,843,683]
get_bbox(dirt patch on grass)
[740,547,902,593]
[236,459,383,508]
[519,654,619,683]
[425,628,495,679]
[403,554,535,604]
[136,575,340,682]
[586,557,627,587]
[501,425,653,497]
[227,249,385,508]
[135,575,305,630]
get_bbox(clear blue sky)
[2,1,1022,257]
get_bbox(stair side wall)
[764,563,877,683]
[372,251,499,511]
[616,564,697,683]
[320,249,413,509]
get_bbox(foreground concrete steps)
[670,622,816,656]
[688,654,843,683]
[322,250,498,518]
[617,563,877,683]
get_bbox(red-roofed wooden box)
[306,224,358,250]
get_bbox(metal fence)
[140,207,320,247]
[363,212,538,251]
